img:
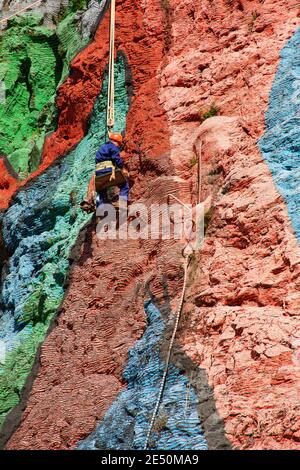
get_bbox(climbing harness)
[95,162,127,192]
[0,0,43,24]
[107,0,116,131]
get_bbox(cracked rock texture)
[0,56,128,434]
[0,0,107,206]
[159,0,300,449]
[1,0,300,451]
[78,301,207,451]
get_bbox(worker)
[80,132,129,213]
[95,132,129,208]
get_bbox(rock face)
[259,28,300,241]
[0,14,63,178]
[0,0,107,206]
[158,0,300,449]
[1,0,300,451]
[0,1,100,31]
[0,57,128,433]
[78,302,208,451]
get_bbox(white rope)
[144,153,204,448]
[0,0,43,24]
[198,141,202,205]
[107,0,115,130]
[144,252,191,449]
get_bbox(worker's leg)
[96,189,108,208]
[86,174,96,204]
[117,180,129,229]
[118,180,130,202]
[80,174,96,212]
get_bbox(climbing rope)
[144,250,192,450]
[1,0,116,132]
[107,0,116,131]
[144,149,203,449]
[0,0,43,24]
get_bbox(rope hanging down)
[107,0,116,131]
[144,252,191,450]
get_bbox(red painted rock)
[0,158,18,210]
[5,0,300,451]
[6,0,177,450]
[0,0,170,208]
[157,0,300,449]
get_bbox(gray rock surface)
[0,0,107,32]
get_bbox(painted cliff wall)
[259,28,300,242]
[0,0,107,207]
[0,55,128,433]
[78,302,208,451]
[163,0,300,450]
[0,0,299,451]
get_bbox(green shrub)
[202,105,219,121]
[188,156,198,168]
[252,10,260,21]
[204,208,213,233]
[70,0,88,11]
[153,414,168,434]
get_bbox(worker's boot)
[80,199,95,213]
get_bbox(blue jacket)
[95,141,124,170]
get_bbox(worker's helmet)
[108,132,123,146]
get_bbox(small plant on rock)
[202,104,219,121]
[249,10,260,32]
[153,413,168,435]
[204,208,213,234]
[188,156,198,168]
